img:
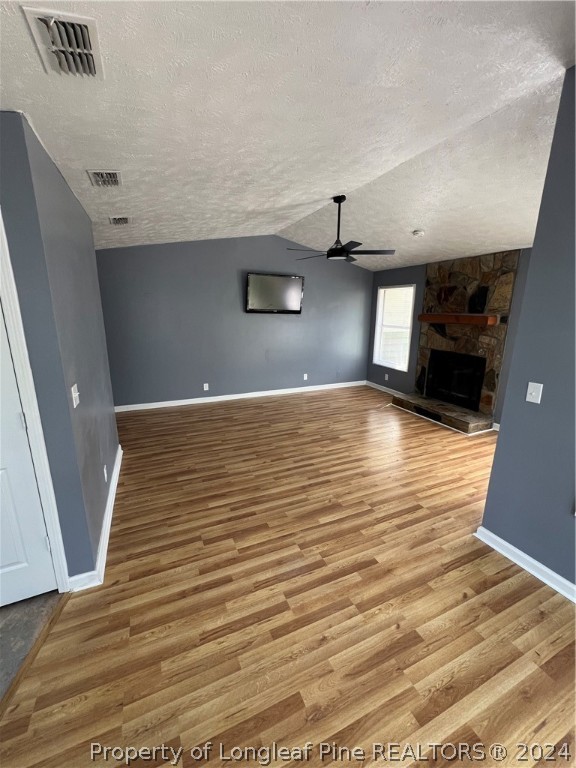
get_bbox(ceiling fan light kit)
[289,195,395,263]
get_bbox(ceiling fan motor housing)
[327,244,352,261]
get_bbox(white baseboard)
[68,569,101,592]
[365,380,407,397]
[69,445,123,592]
[115,381,367,413]
[475,526,575,603]
[95,445,123,582]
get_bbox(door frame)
[0,207,70,592]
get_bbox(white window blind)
[373,285,416,372]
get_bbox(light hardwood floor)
[1,387,574,767]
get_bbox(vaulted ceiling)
[0,1,574,269]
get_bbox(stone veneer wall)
[416,250,520,415]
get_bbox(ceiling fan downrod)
[332,195,346,247]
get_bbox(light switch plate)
[526,382,543,404]
[71,383,80,408]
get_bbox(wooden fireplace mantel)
[418,313,499,326]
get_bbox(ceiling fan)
[288,195,395,263]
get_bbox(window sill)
[372,362,409,373]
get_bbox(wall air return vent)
[109,217,129,226]
[88,170,121,187]
[23,7,104,79]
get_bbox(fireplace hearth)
[425,349,486,412]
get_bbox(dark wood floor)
[1,387,573,767]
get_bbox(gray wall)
[481,68,575,583]
[0,112,118,575]
[367,264,426,393]
[97,236,373,405]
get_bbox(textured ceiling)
[0,1,574,268]
[280,78,564,269]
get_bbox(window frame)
[372,284,416,372]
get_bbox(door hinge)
[19,411,27,431]
[44,535,51,553]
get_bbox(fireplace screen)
[425,350,486,412]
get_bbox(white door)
[0,305,57,606]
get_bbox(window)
[373,285,416,372]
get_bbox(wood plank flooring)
[1,387,574,767]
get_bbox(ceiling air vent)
[23,7,104,79]
[88,171,121,187]
[109,217,129,226]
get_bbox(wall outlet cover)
[303,373,308,380]
[71,383,80,408]
[526,381,543,404]
[203,383,209,391]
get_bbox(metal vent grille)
[23,7,104,79]
[88,171,121,187]
[109,217,129,226]
[38,17,95,75]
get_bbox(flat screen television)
[246,273,304,314]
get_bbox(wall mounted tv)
[246,273,304,314]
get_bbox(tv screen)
[246,273,304,314]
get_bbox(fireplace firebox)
[425,350,486,412]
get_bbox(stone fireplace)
[416,250,520,415]
[391,250,520,433]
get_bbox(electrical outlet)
[203,383,209,391]
[103,465,108,483]
[526,382,543,404]
[303,373,308,381]
[384,374,389,381]
[71,383,80,408]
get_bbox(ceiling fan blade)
[345,255,357,263]
[342,240,362,251]
[287,248,326,253]
[296,253,326,260]
[352,249,396,255]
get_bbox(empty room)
[0,2,574,766]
